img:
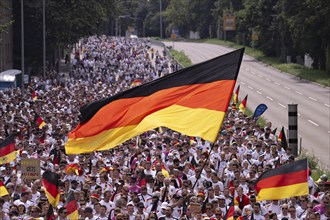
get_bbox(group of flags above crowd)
[0,48,311,219]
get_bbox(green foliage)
[298,150,330,180]
[0,1,13,36]
[169,49,192,67]
[199,39,329,87]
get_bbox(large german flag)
[42,171,60,207]
[0,135,16,165]
[65,191,79,220]
[254,158,308,201]
[65,49,244,154]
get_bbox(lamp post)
[21,0,24,95]
[160,0,163,39]
[43,0,46,78]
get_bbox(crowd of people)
[0,35,329,220]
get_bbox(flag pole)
[192,142,216,190]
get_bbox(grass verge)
[169,49,192,67]
[194,39,330,87]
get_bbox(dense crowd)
[0,35,329,220]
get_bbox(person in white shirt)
[251,202,266,220]
[278,203,290,220]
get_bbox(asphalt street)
[163,42,330,169]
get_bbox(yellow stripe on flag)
[257,182,308,201]
[66,105,224,154]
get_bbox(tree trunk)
[326,43,330,75]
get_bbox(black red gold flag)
[65,49,244,154]
[0,181,9,196]
[233,84,240,104]
[41,171,60,207]
[238,95,248,113]
[278,126,288,150]
[0,135,16,165]
[65,191,79,220]
[254,158,308,201]
[46,205,55,220]
[34,113,46,129]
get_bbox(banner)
[253,104,268,121]
[21,158,41,180]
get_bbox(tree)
[0,1,13,36]
[287,0,330,72]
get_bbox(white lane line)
[257,91,262,95]
[266,78,271,82]
[251,71,256,75]
[325,104,330,108]
[248,86,254,90]
[278,103,286,108]
[298,113,301,116]
[308,120,319,126]
[258,75,263,78]
[295,91,303,95]
[245,68,250,71]
[284,86,291,90]
[308,97,317,101]
[241,82,246,85]
[274,82,280,85]
[267,96,273,101]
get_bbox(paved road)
[164,42,330,169]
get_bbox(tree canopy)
[10,0,330,73]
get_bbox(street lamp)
[43,0,46,78]
[160,0,163,39]
[21,0,24,95]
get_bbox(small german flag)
[65,49,244,154]
[238,94,248,113]
[45,205,55,220]
[233,84,240,105]
[42,171,60,207]
[65,191,79,220]
[0,181,9,197]
[131,79,142,87]
[225,204,235,220]
[278,126,288,150]
[34,113,47,129]
[0,135,16,165]
[254,158,308,201]
[32,91,38,100]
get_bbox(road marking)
[241,82,246,85]
[251,71,256,75]
[266,78,271,82]
[267,96,273,101]
[248,86,254,90]
[308,120,319,126]
[308,97,317,101]
[274,82,280,85]
[325,104,330,108]
[298,113,301,116]
[278,103,286,108]
[257,91,262,94]
[245,68,250,71]
[284,86,291,90]
[295,91,303,95]
[258,75,263,78]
